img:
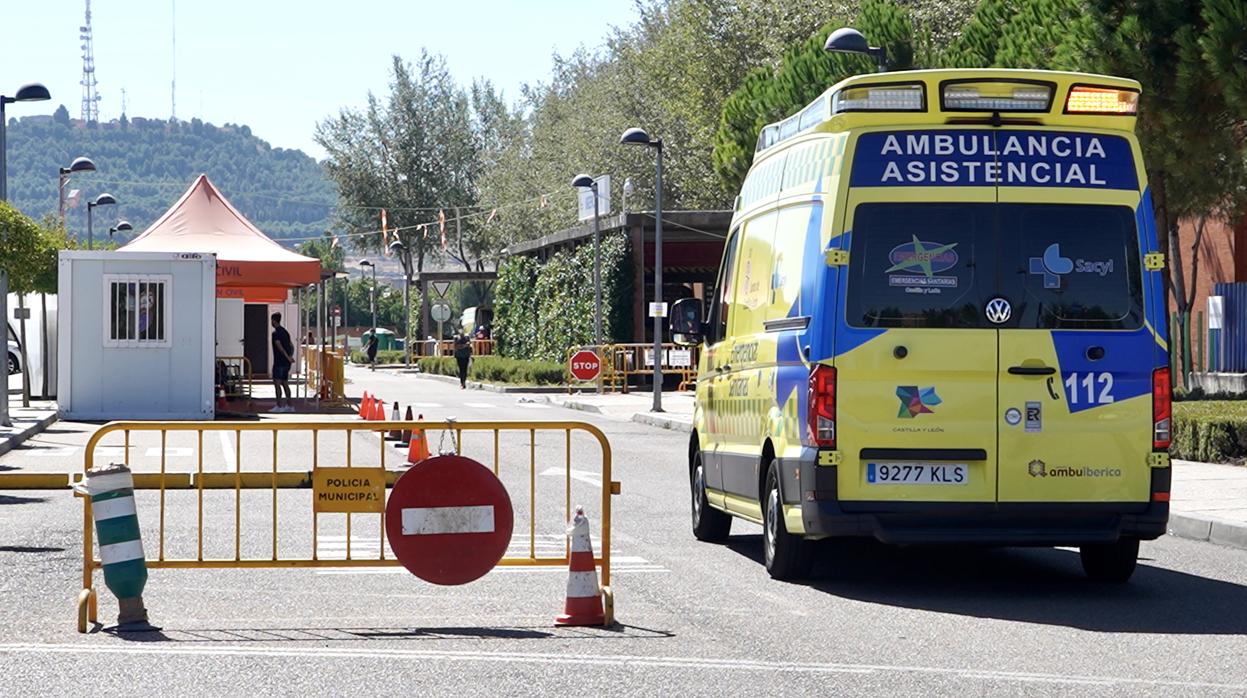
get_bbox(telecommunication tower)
[79,0,101,122]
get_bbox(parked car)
[7,339,20,375]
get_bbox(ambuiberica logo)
[1027,459,1122,479]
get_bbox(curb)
[1167,512,1247,551]
[631,412,692,431]
[0,410,58,459]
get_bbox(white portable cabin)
[58,251,216,420]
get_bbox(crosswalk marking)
[515,403,550,409]
[312,534,666,574]
[463,402,495,408]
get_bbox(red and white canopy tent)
[120,174,320,301]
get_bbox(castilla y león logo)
[896,386,941,418]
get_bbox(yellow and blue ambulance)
[671,69,1172,582]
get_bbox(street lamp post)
[86,192,117,250]
[572,174,603,395]
[389,239,413,370]
[620,127,664,412]
[360,260,377,370]
[0,82,51,203]
[108,220,132,242]
[59,156,97,225]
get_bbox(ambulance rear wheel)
[691,451,731,542]
[1079,538,1139,583]
[763,461,812,580]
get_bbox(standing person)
[366,332,379,370]
[453,332,472,389]
[270,312,295,413]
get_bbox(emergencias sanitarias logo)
[896,386,941,418]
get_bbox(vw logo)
[985,297,1012,324]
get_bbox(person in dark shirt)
[453,332,472,389]
[270,312,295,412]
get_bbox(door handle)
[1008,365,1056,376]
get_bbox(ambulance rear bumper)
[800,462,1170,545]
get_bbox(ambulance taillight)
[1153,367,1172,450]
[809,365,837,448]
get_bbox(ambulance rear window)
[1002,204,1143,329]
[846,203,991,328]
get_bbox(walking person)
[270,312,295,412]
[366,332,379,371]
[453,332,472,389]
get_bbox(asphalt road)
[2,366,1246,696]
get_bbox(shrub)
[415,356,566,385]
[350,349,405,364]
[1171,402,1247,463]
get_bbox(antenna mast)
[79,0,101,123]
[171,0,177,120]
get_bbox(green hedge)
[494,233,633,362]
[1172,401,1247,463]
[350,349,406,364]
[417,356,566,385]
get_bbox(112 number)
[1064,372,1114,404]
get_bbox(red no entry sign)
[384,454,514,585]
[569,349,601,382]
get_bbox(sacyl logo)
[1029,243,1114,289]
[985,297,1011,324]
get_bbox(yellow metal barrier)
[74,419,618,632]
[216,355,253,403]
[432,338,496,357]
[303,347,348,405]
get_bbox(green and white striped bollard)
[77,463,156,630]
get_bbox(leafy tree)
[711,0,918,192]
[52,105,70,126]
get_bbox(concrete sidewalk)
[0,400,58,457]
[550,390,1247,552]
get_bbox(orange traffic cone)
[405,414,429,465]
[369,395,385,431]
[387,402,403,441]
[395,406,414,448]
[556,506,606,627]
[359,392,371,419]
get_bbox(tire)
[1079,538,1139,583]
[690,450,731,542]
[7,353,18,376]
[762,460,813,580]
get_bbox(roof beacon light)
[831,84,923,114]
[942,82,1052,112]
[1065,85,1138,115]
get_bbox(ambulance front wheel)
[1079,538,1139,583]
[763,461,813,580]
[691,451,731,542]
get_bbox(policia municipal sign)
[313,467,386,513]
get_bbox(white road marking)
[515,402,550,409]
[463,402,495,408]
[219,432,236,471]
[145,447,193,458]
[408,402,442,408]
[20,447,77,457]
[539,466,602,488]
[0,643,1240,689]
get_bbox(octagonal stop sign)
[569,349,601,382]
[384,454,514,585]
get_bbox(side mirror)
[670,297,704,346]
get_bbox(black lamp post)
[59,156,97,224]
[0,82,50,202]
[572,173,604,395]
[823,27,889,72]
[389,239,413,369]
[360,260,377,369]
[620,127,665,412]
[108,220,132,242]
[86,192,117,250]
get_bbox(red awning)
[120,175,320,300]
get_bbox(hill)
[4,107,336,246]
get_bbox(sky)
[1,0,643,159]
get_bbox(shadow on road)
[94,623,672,643]
[0,494,47,505]
[725,533,1247,634]
[0,545,64,553]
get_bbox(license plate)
[867,462,968,485]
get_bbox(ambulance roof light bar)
[824,27,888,73]
[1065,84,1139,115]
